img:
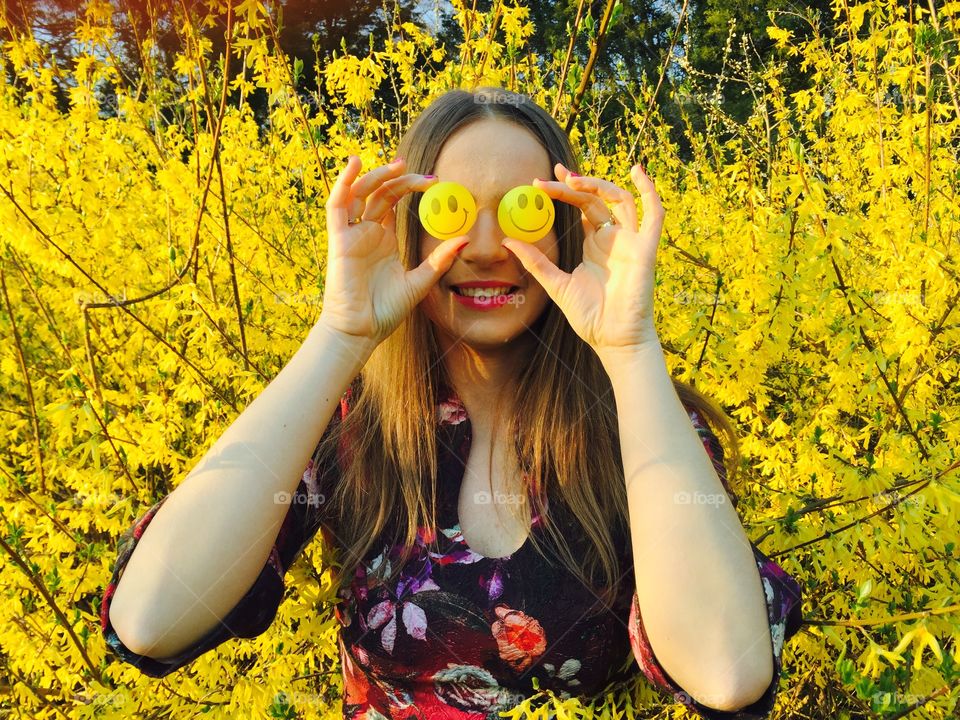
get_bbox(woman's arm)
[599,341,774,713]
[108,320,376,660]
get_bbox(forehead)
[432,119,552,206]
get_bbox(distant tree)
[1,0,421,121]
[1,0,852,161]
[431,0,681,158]
[682,1,839,138]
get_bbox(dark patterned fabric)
[101,379,803,719]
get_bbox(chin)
[437,319,529,348]
[421,285,552,337]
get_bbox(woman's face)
[418,118,561,351]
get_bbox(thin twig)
[805,603,960,628]
[0,523,103,683]
[564,0,617,133]
[626,0,691,161]
[551,0,586,117]
[0,262,47,494]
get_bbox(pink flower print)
[437,398,467,425]
[491,605,547,672]
[366,599,429,654]
[402,602,427,640]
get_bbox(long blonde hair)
[316,86,742,611]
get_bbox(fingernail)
[570,171,581,177]
[392,155,404,164]
[423,174,436,179]
[456,241,469,254]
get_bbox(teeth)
[457,287,513,298]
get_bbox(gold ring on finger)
[594,215,617,232]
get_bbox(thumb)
[501,238,569,303]
[406,236,469,298]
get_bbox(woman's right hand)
[317,155,464,345]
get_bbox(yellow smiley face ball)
[497,185,555,243]
[418,181,477,241]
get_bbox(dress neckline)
[435,380,545,561]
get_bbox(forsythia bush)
[0,0,958,717]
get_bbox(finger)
[630,164,665,266]
[533,178,614,231]
[326,155,363,234]
[350,157,407,204]
[363,174,438,223]
[500,237,570,305]
[534,163,610,229]
[554,164,639,230]
[406,236,469,299]
[630,163,664,228]
[381,203,397,237]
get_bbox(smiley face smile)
[424,210,470,237]
[508,208,550,233]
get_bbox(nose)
[456,209,512,261]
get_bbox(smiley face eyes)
[419,180,555,243]
[515,194,545,211]
[432,196,459,213]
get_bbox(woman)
[101,87,803,719]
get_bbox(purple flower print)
[366,598,428,654]
[478,564,505,602]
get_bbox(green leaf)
[822,625,847,652]
[854,676,875,700]
[788,137,804,162]
[609,1,623,29]
[292,57,303,87]
[836,657,855,684]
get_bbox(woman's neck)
[439,338,528,429]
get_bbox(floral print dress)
[100,378,804,719]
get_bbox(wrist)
[596,336,666,379]
[307,319,379,370]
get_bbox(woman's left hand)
[502,162,664,362]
